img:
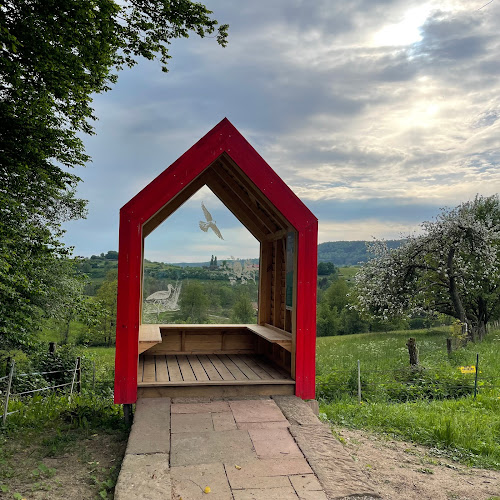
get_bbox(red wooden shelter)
[114,118,317,404]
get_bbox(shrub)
[383,367,475,402]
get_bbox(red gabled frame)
[114,118,318,404]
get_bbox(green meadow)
[316,327,500,469]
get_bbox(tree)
[231,294,255,323]
[318,261,337,276]
[104,251,119,260]
[355,195,500,341]
[316,279,369,336]
[179,282,208,322]
[94,270,118,346]
[0,1,228,342]
[41,257,96,345]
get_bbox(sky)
[64,0,500,263]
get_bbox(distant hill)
[171,258,259,268]
[80,242,403,287]
[318,240,403,266]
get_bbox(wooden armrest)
[245,324,292,352]
[139,324,162,343]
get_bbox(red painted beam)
[114,118,318,404]
[295,221,318,399]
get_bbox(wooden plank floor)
[137,353,294,386]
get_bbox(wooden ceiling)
[142,153,293,240]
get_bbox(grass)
[337,266,360,282]
[317,328,500,469]
[0,346,127,499]
[39,318,88,344]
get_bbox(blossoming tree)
[355,195,500,341]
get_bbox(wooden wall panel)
[185,333,222,352]
[147,332,182,354]
[258,241,273,325]
[146,329,255,355]
[224,332,256,351]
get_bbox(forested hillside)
[318,240,402,266]
[83,239,402,274]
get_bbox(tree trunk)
[63,318,71,344]
[406,338,419,367]
[459,320,475,343]
[447,247,470,341]
[477,320,486,341]
[477,297,487,341]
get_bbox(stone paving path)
[115,396,379,500]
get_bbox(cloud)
[63,0,500,257]
[318,219,422,243]
[143,185,260,262]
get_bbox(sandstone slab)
[272,396,322,427]
[171,429,256,466]
[289,423,381,499]
[230,399,287,423]
[232,486,299,499]
[171,401,231,413]
[114,453,170,500]
[289,474,328,500]
[236,421,290,430]
[126,398,170,455]
[212,410,237,431]
[171,463,232,500]
[171,412,213,433]
[224,458,313,489]
[248,427,303,459]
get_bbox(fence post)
[2,360,15,426]
[123,404,133,427]
[357,359,361,403]
[77,357,81,393]
[446,338,452,356]
[406,338,419,367]
[474,353,479,399]
[68,358,79,403]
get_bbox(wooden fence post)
[406,338,419,367]
[77,357,81,393]
[474,353,479,399]
[68,358,79,403]
[446,338,452,356]
[357,360,361,403]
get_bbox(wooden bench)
[138,323,292,354]
[138,324,162,354]
[245,324,292,352]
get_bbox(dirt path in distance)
[334,428,499,500]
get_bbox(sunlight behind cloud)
[62,0,500,254]
[372,5,432,47]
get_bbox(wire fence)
[0,357,83,425]
[316,352,499,403]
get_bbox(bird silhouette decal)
[199,202,224,240]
